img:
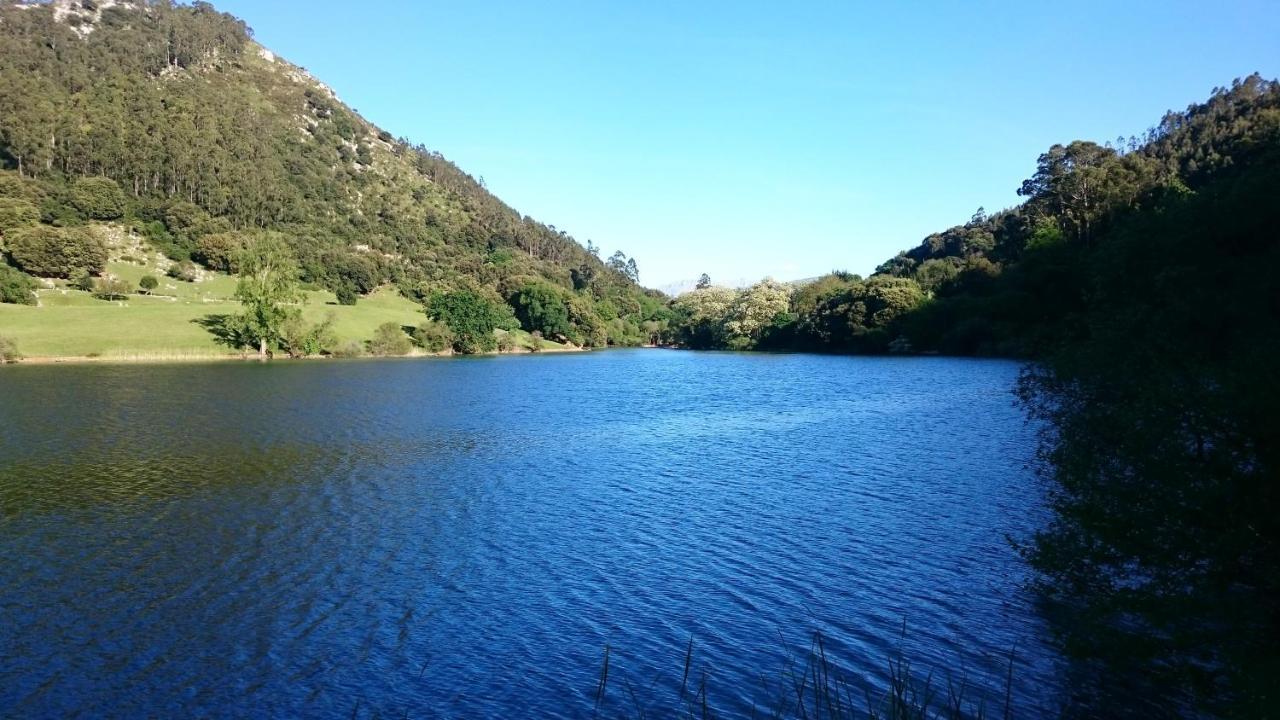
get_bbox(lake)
[0,350,1062,718]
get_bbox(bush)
[93,275,131,301]
[334,283,358,306]
[70,177,126,220]
[139,275,159,294]
[168,260,200,282]
[512,281,573,339]
[279,313,337,358]
[413,320,454,353]
[496,332,516,352]
[0,335,20,363]
[163,201,211,241]
[69,268,95,292]
[193,232,245,272]
[330,340,365,358]
[367,321,412,356]
[427,290,502,354]
[5,225,107,277]
[0,264,37,305]
[0,197,39,232]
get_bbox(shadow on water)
[0,352,1073,717]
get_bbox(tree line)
[0,0,668,348]
[662,74,1280,716]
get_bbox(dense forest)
[670,76,1279,714]
[0,0,669,350]
[2,1,1277,714]
[667,76,1279,360]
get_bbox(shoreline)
[9,345,589,366]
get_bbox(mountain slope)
[0,0,667,348]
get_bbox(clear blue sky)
[215,0,1279,288]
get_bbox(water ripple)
[0,351,1059,718]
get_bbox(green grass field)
[0,276,426,359]
[0,240,570,359]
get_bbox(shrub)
[193,232,245,272]
[163,201,211,241]
[0,264,37,305]
[0,197,39,232]
[512,281,573,339]
[413,320,454,353]
[139,275,159,294]
[167,260,200,282]
[334,283,358,306]
[330,340,365,358]
[69,268,95,292]
[0,335,20,363]
[279,313,337,358]
[93,275,131,301]
[367,321,412,356]
[70,177,126,220]
[5,225,107,277]
[496,332,516,352]
[427,290,502,354]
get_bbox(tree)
[0,197,39,232]
[193,232,246,272]
[5,225,107,277]
[233,233,302,356]
[413,320,454,353]
[724,279,791,347]
[671,286,737,349]
[367,321,412,356]
[278,313,336,358]
[426,290,501,354]
[695,273,711,289]
[512,281,572,340]
[0,264,37,304]
[70,177,126,220]
[93,275,131,300]
[0,335,20,363]
[138,274,159,294]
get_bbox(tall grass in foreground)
[593,630,1016,720]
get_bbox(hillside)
[660,76,1279,356]
[0,0,668,355]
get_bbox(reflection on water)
[1,351,1060,718]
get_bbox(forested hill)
[0,0,664,347]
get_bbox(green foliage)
[193,232,245,273]
[138,274,159,294]
[4,225,106,278]
[412,319,455,353]
[0,197,39,231]
[1014,138,1280,714]
[0,334,20,363]
[512,281,573,340]
[69,267,94,292]
[426,290,502,354]
[92,275,131,301]
[167,260,200,282]
[0,263,37,304]
[367,321,413,356]
[233,233,303,355]
[279,312,337,358]
[724,278,791,344]
[670,286,737,349]
[70,177,125,220]
[0,0,654,339]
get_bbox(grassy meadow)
[0,227,565,360]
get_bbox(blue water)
[0,350,1061,718]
